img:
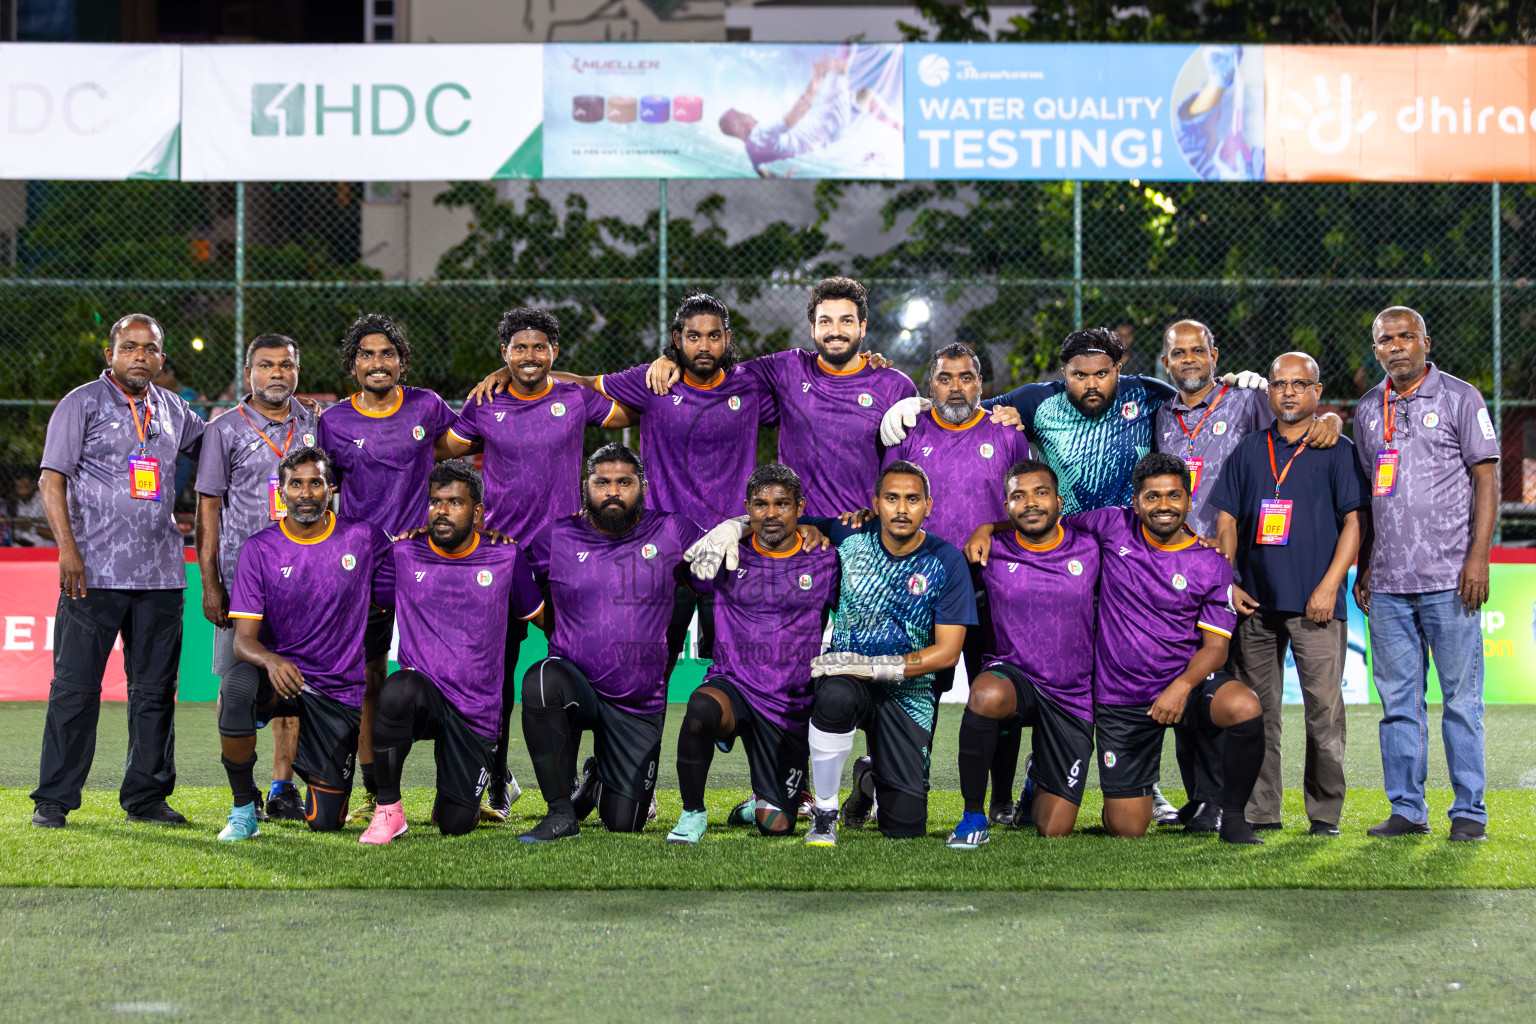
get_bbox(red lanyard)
[107,373,153,453]
[1382,370,1428,444]
[1267,430,1307,497]
[1176,384,1228,452]
[237,402,295,460]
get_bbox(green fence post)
[1072,181,1083,330]
[1492,181,1503,543]
[658,178,669,349]
[234,182,246,387]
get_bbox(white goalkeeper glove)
[809,651,906,684]
[1222,370,1268,391]
[684,516,748,579]
[879,397,931,446]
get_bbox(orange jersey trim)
[752,532,804,559]
[817,353,868,376]
[519,599,546,622]
[1015,525,1064,552]
[280,510,336,546]
[1198,622,1233,639]
[506,380,554,402]
[930,407,986,432]
[429,533,481,560]
[350,387,403,419]
[227,611,263,620]
[1141,525,1196,552]
[683,369,726,390]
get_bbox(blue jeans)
[1369,590,1487,825]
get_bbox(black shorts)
[260,684,363,791]
[704,676,808,812]
[388,669,497,810]
[531,657,664,803]
[1094,671,1233,799]
[980,661,1094,805]
[814,675,934,798]
[365,605,395,664]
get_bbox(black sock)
[222,754,258,808]
[360,760,378,797]
[1220,716,1265,816]
[990,726,1021,806]
[958,709,1002,815]
[677,701,722,814]
[523,706,574,815]
[370,710,414,805]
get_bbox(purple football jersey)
[525,509,706,715]
[886,408,1032,549]
[981,524,1100,722]
[227,513,392,708]
[694,535,840,730]
[373,535,545,739]
[447,380,618,542]
[1069,506,1236,707]
[744,350,917,517]
[597,363,777,525]
[317,387,457,538]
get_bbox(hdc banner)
[179,44,544,181]
[0,44,180,180]
[543,42,904,178]
[1265,46,1536,181]
[904,43,1266,180]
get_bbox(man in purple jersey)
[1074,453,1267,845]
[214,448,392,841]
[645,277,917,518]
[883,341,1031,823]
[665,464,839,844]
[196,332,316,824]
[317,314,459,820]
[952,460,1099,847]
[517,444,707,842]
[360,461,548,844]
[439,307,636,821]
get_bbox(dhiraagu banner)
[904,43,1266,181]
[179,44,544,181]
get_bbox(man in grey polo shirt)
[195,333,317,822]
[1354,305,1499,841]
[32,313,206,828]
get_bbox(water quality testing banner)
[179,45,545,181]
[904,43,1265,180]
[543,42,905,178]
[0,44,181,180]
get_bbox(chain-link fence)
[2,177,1533,539]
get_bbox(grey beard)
[935,397,979,425]
[1177,372,1210,393]
[254,384,293,406]
[289,505,325,525]
[1278,409,1310,424]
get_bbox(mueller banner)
[1265,46,1536,181]
[543,42,905,178]
[179,44,544,181]
[904,43,1266,180]
[0,44,180,180]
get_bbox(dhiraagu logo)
[251,83,472,137]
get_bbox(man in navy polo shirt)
[1210,352,1368,837]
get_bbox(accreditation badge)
[128,456,161,500]
[1256,499,1293,546]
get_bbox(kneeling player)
[799,461,976,845]
[1077,453,1266,845]
[666,464,839,843]
[216,448,391,840]
[359,461,548,843]
[518,445,707,842]
[952,460,1098,847]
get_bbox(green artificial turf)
[3,887,1533,1023]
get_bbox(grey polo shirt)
[1354,363,1500,595]
[1154,384,1273,536]
[40,371,206,590]
[196,396,320,584]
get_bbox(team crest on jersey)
[551,403,567,417]
[1212,421,1227,436]
[857,392,874,407]
[412,425,425,440]
[1121,400,1139,420]
[1171,573,1188,591]
[1423,412,1440,428]
[641,543,658,560]
[979,443,994,459]
[1068,559,1084,576]
[476,570,494,587]
[728,396,742,411]
[302,433,316,446]
[798,573,813,590]
[906,573,929,595]
[341,554,357,571]
[1103,751,1117,768]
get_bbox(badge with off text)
[267,475,287,520]
[1374,449,1399,497]
[1185,456,1204,495]
[1256,499,1293,546]
[128,456,161,500]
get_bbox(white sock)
[808,724,855,811]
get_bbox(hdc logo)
[251,83,472,137]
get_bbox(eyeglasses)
[1268,379,1318,394]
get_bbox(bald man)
[1208,353,1369,835]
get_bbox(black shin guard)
[677,690,724,813]
[990,726,1022,805]
[599,790,648,833]
[1220,715,1265,816]
[875,788,928,839]
[958,709,1002,815]
[523,708,573,815]
[304,782,351,832]
[435,799,478,837]
[221,754,258,808]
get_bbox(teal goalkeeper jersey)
[983,375,1175,514]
